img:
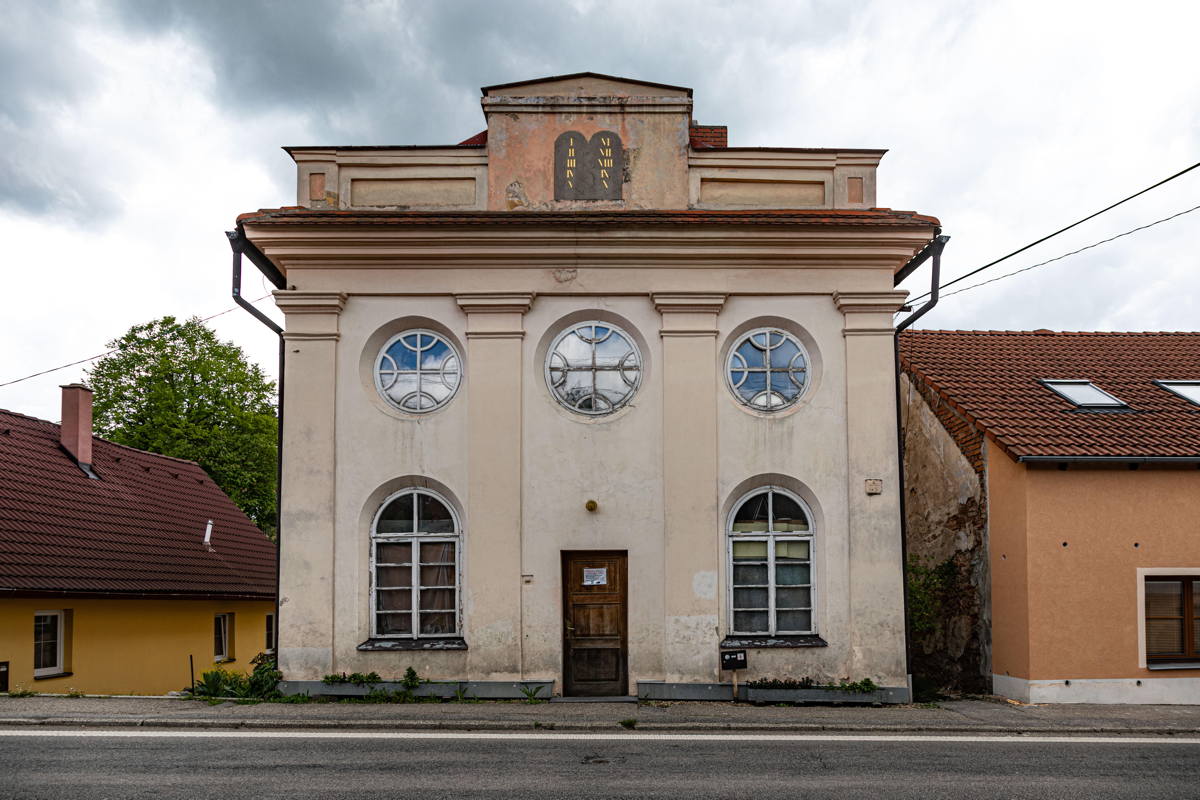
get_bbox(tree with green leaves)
[87,316,278,538]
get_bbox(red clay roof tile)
[0,409,276,597]
[899,330,1200,460]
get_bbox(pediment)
[482,72,691,98]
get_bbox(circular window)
[545,321,642,416]
[375,330,461,413]
[727,329,808,411]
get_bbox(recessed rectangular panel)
[699,178,825,207]
[350,177,476,208]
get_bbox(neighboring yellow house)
[0,385,276,695]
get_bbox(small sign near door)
[582,567,608,586]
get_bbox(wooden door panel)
[563,551,627,696]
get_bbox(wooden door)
[562,551,628,696]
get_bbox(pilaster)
[834,290,908,682]
[455,293,534,679]
[653,293,726,682]
[274,291,346,680]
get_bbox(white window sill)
[1147,662,1200,671]
[33,671,72,681]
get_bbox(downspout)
[892,232,949,691]
[227,225,286,659]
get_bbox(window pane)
[777,587,812,608]
[1195,581,1200,655]
[377,613,412,635]
[376,495,414,533]
[376,565,412,588]
[420,541,456,564]
[732,493,770,532]
[775,540,810,561]
[213,616,226,658]
[376,590,412,612]
[1147,619,1184,655]
[34,614,59,670]
[733,587,769,608]
[1146,581,1183,616]
[420,588,455,611]
[419,612,456,635]
[733,564,768,584]
[734,611,769,633]
[417,494,454,533]
[420,564,455,586]
[376,542,412,565]
[776,564,811,586]
[731,540,768,560]
[777,610,812,632]
[771,496,809,532]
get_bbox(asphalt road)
[0,730,1196,799]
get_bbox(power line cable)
[908,159,1200,305]
[0,293,275,390]
[923,202,1200,302]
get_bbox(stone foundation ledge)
[278,680,555,700]
[637,681,911,704]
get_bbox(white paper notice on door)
[582,567,608,586]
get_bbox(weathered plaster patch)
[692,570,717,600]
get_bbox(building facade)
[0,386,276,695]
[239,74,939,698]
[901,330,1200,703]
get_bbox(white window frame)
[265,613,276,653]
[1041,379,1126,408]
[33,610,64,678]
[726,487,816,636]
[1154,380,1200,407]
[370,487,463,639]
[1137,567,1200,669]
[544,320,643,416]
[374,329,462,414]
[214,613,232,662]
[726,328,811,413]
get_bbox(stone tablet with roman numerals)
[554,130,623,201]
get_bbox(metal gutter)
[227,225,287,659]
[892,232,949,686]
[1017,455,1200,463]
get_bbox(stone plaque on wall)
[554,131,623,200]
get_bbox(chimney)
[60,384,94,467]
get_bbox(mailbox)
[720,649,747,671]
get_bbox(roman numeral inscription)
[554,131,623,200]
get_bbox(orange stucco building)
[901,330,1200,704]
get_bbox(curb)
[0,717,1198,736]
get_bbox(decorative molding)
[482,96,691,115]
[272,290,347,315]
[454,293,535,315]
[652,293,727,314]
[283,331,341,342]
[832,290,908,314]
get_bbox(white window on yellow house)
[265,613,276,652]
[33,611,66,678]
[214,613,235,662]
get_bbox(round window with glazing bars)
[727,328,809,411]
[545,322,642,416]
[375,330,461,413]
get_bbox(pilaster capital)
[274,291,347,341]
[651,293,727,314]
[454,293,536,315]
[455,293,534,339]
[272,291,348,315]
[832,291,908,314]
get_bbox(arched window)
[375,330,461,413]
[545,321,642,415]
[728,487,814,635]
[727,329,808,411]
[371,488,461,638]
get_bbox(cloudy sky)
[3,0,1198,421]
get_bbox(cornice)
[482,96,691,115]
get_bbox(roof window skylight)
[1042,380,1126,408]
[1155,380,1200,406]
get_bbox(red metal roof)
[0,409,276,598]
[237,207,940,228]
[899,330,1200,460]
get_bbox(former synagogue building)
[232,74,941,699]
